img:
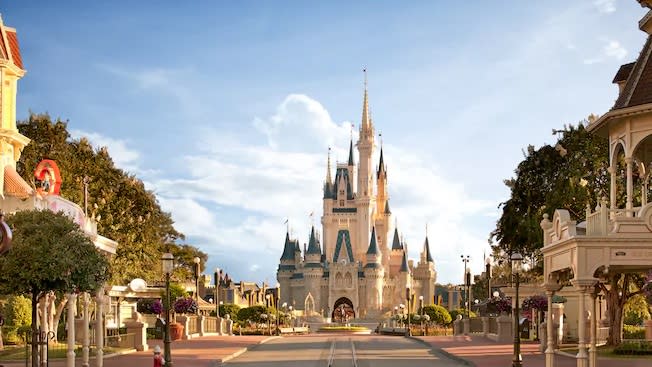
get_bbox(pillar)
[576,287,588,367]
[83,293,90,367]
[626,157,633,216]
[66,293,77,367]
[608,166,616,219]
[589,292,597,367]
[124,320,148,351]
[545,289,557,367]
[95,290,104,367]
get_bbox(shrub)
[449,308,477,322]
[237,305,276,324]
[613,340,652,355]
[623,325,645,339]
[422,305,452,326]
[3,295,32,327]
[219,304,241,321]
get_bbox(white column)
[545,290,555,367]
[626,157,633,216]
[608,166,616,219]
[83,293,90,367]
[576,288,588,367]
[95,290,104,367]
[66,293,77,367]
[589,293,597,367]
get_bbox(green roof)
[280,232,295,260]
[424,236,433,263]
[384,199,391,214]
[306,226,321,255]
[366,226,380,256]
[377,146,386,176]
[348,139,354,166]
[399,251,409,273]
[333,229,354,263]
[391,228,402,250]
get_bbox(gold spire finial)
[361,68,370,130]
[363,67,367,90]
[326,147,332,183]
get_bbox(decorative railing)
[187,315,198,335]
[205,316,218,333]
[489,317,498,334]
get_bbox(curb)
[217,335,281,366]
[405,336,475,367]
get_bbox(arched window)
[336,272,343,287]
[345,272,353,288]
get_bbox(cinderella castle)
[277,79,437,320]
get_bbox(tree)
[237,305,276,325]
[0,210,110,367]
[421,305,451,326]
[219,304,241,321]
[169,244,208,282]
[15,113,185,284]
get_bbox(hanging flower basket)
[486,296,512,315]
[173,297,198,314]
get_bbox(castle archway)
[331,297,355,322]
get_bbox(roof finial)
[425,223,428,237]
[326,147,332,183]
[363,67,367,90]
[284,217,289,233]
[309,210,314,227]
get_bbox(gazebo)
[541,3,652,367]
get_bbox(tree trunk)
[31,292,39,367]
[604,274,627,346]
[51,295,67,342]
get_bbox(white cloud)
[69,129,141,172]
[594,0,616,14]
[582,39,627,64]
[147,94,494,284]
[604,40,627,60]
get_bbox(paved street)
[225,334,463,367]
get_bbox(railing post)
[198,315,205,336]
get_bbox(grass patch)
[318,326,370,332]
[0,344,129,361]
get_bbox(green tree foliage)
[169,244,209,282]
[15,113,207,284]
[3,295,32,327]
[490,123,610,257]
[449,308,476,323]
[161,283,188,311]
[219,304,241,321]
[0,210,110,366]
[623,294,651,326]
[421,305,451,326]
[237,305,276,324]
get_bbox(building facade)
[277,82,437,320]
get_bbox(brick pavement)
[414,335,652,367]
[0,335,273,367]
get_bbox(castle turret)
[356,71,375,261]
[303,226,323,313]
[389,227,404,276]
[364,227,384,313]
[277,231,296,307]
[414,234,437,306]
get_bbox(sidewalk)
[0,335,274,367]
[414,335,651,367]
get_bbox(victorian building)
[277,80,437,320]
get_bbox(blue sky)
[1,0,647,286]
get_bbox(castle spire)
[399,250,409,273]
[361,68,371,131]
[348,138,354,166]
[391,227,402,250]
[326,147,332,183]
[423,235,434,263]
[306,225,321,255]
[366,226,381,255]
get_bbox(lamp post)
[406,287,411,336]
[418,295,424,336]
[399,304,405,327]
[275,283,280,335]
[461,255,470,317]
[193,257,201,313]
[485,256,492,301]
[162,253,174,367]
[213,268,221,335]
[511,252,523,367]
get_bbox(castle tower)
[303,226,324,314]
[277,231,296,307]
[363,226,384,313]
[0,16,31,199]
[374,145,391,268]
[389,227,404,277]
[356,71,375,261]
[414,234,437,305]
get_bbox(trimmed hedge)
[613,340,652,355]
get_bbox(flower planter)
[170,322,184,341]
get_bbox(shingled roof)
[612,35,652,110]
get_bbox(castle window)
[340,200,344,207]
[345,272,353,288]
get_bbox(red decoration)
[34,159,62,196]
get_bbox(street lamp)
[162,253,174,367]
[418,295,424,336]
[405,287,411,336]
[275,283,280,335]
[193,257,201,313]
[213,268,221,335]
[399,304,405,327]
[461,255,470,318]
[485,256,492,301]
[511,252,524,367]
